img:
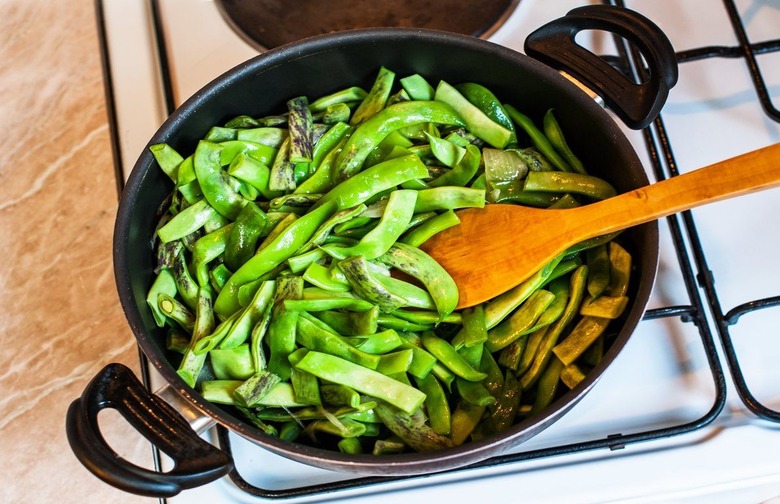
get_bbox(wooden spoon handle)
[573,143,780,239]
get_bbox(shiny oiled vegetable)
[146,67,633,456]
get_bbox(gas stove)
[95,1,780,502]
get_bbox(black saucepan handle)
[65,363,232,497]
[524,5,678,130]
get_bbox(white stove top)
[97,1,780,502]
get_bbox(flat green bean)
[295,351,426,414]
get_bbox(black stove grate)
[94,0,780,500]
[619,0,780,425]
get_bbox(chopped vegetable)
[146,67,633,456]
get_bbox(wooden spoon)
[420,143,780,309]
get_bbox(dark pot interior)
[114,28,658,475]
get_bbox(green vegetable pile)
[146,66,633,455]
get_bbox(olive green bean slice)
[374,404,453,452]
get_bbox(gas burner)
[215,0,520,50]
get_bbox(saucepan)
[66,5,677,497]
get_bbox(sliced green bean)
[266,276,303,380]
[205,126,237,142]
[484,253,564,330]
[269,137,296,191]
[400,209,460,247]
[214,200,337,317]
[224,114,259,128]
[474,370,521,438]
[234,370,282,407]
[293,136,344,195]
[426,132,465,168]
[302,263,350,292]
[421,332,486,382]
[194,141,247,220]
[435,80,511,148]
[485,289,556,352]
[565,231,622,256]
[217,140,277,167]
[280,422,303,442]
[315,153,429,211]
[287,96,314,163]
[295,351,426,414]
[504,104,572,173]
[157,293,195,332]
[400,74,435,101]
[191,310,239,355]
[545,257,583,286]
[389,309,462,326]
[149,143,184,182]
[579,295,629,319]
[543,109,586,174]
[456,377,495,407]
[250,301,272,371]
[377,314,432,333]
[455,82,517,143]
[306,418,367,438]
[553,316,611,366]
[172,247,198,310]
[414,373,451,435]
[315,306,379,337]
[322,190,417,261]
[374,404,453,451]
[290,364,321,406]
[524,170,616,200]
[376,349,413,375]
[333,100,465,180]
[428,143,481,188]
[449,401,486,446]
[497,339,525,371]
[585,244,610,299]
[530,357,564,415]
[351,66,395,126]
[285,296,374,313]
[321,383,362,408]
[166,328,190,355]
[157,199,219,243]
[318,103,351,124]
[236,127,288,148]
[295,315,380,369]
[227,153,280,200]
[219,279,276,350]
[459,304,487,348]
[147,269,178,327]
[607,241,632,297]
[560,363,587,389]
[176,286,215,387]
[378,242,458,320]
[519,264,588,390]
[413,187,485,213]
[309,86,367,112]
[525,277,570,334]
[209,343,255,380]
[311,121,352,169]
[581,335,605,367]
[343,329,402,354]
[480,348,504,399]
[225,202,268,271]
[200,380,242,405]
[338,255,407,313]
[269,193,322,210]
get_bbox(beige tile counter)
[1,1,153,502]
